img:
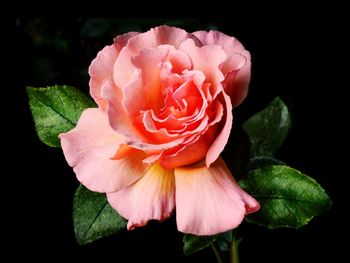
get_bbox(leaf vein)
[253,195,320,204]
[34,94,76,126]
[82,202,108,239]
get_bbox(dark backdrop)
[14,15,344,262]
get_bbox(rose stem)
[229,233,240,263]
[211,243,224,263]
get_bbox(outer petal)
[59,108,148,193]
[107,163,175,230]
[206,92,232,167]
[89,44,119,111]
[113,32,139,51]
[193,30,245,56]
[175,158,259,236]
[222,50,251,107]
[179,39,226,98]
[101,79,145,142]
[114,25,199,90]
[89,32,139,111]
[193,30,251,107]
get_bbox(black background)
[14,13,345,262]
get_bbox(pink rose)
[60,26,259,235]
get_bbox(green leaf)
[27,85,96,147]
[183,234,217,256]
[243,97,291,157]
[216,230,233,251]
[239,165,332,229]
[73,185,126,245]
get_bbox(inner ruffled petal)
[157,44,192,73]
[122,47,169,117]
[119,45,195,119]
[109,37,228,160]
[156,70,208,128]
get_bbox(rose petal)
[193,30,251,107]
[179,39,227,98]
[89,32,139,111]
[175,158,259,235]
[158,44,192,73]
[127,136,186,153]
[101,79,145,142]
[129,25,200,52]
[107,163,175,230]
[207,100,224,126]
[193,30,245,56]
[152,70,207,133]
[123,48,169,116]
[59,108,148,193]
[225,50,251,107]
[114,25,199,90]
[137,111,179,143]
[220,53,247,76]
[111,144,139,160]
[113,32,139,51]
[89,44,118,111]
[143,153,162,164]
[206,91,233,167]
[160,124,217,169]
[171,69,208,124]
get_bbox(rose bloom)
[60,26,259,235]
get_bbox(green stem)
[229,235,240,263]
[211,243,224,263]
